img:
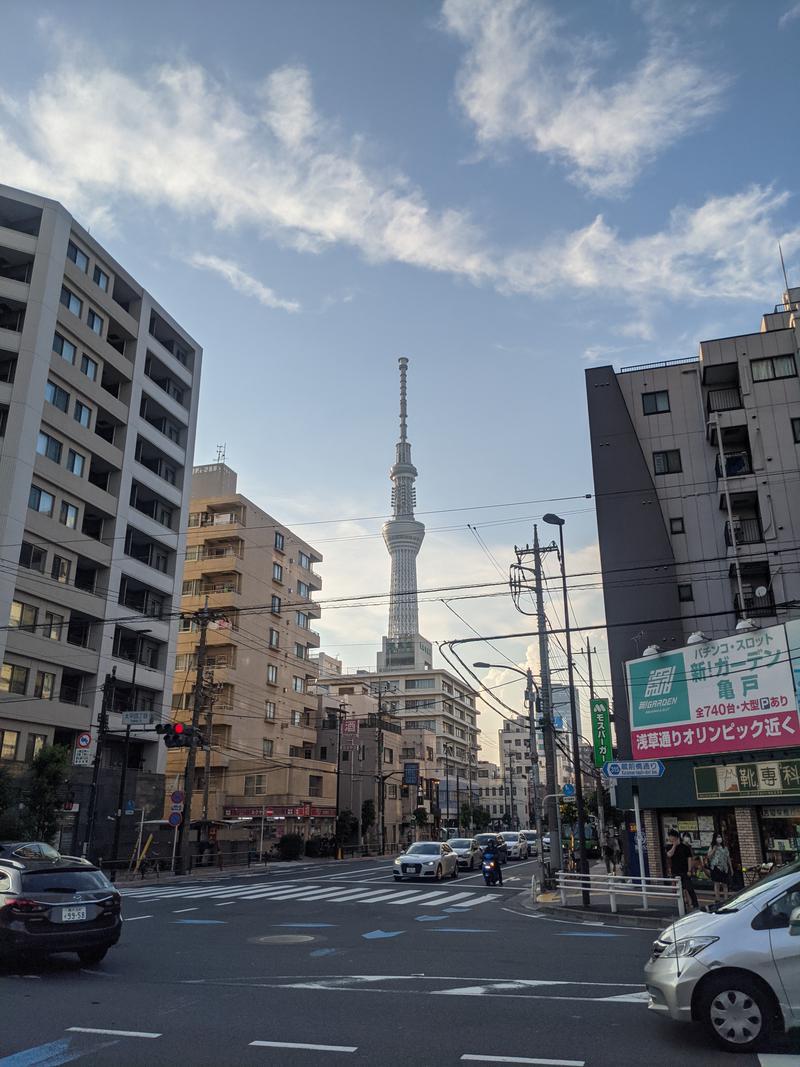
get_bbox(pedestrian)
[667,828,698,911]
[603,834,615,875]
[706,833,733,904]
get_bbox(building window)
[45,380,69,412]
[274,531,284,551]
[294,643,305,660]
[244,774,266,796]
[292,677,305,694]
[28,485,54,516]
[298,581,310,598]
[34,671,55,700]
[670,517,685,534]
[272,562,283,582]
[60,285,82,316]
[262,739,274,757]
[51,555,70,583]
[298,551,311,570]
[59,501,79,529]
[267,664,278,685]
[792,418,800,444]
[265,701,276,720]
[0,664,28,695]
[0,729,19,761]
[271,595,281,615]
[653,449,682,475]
[43,611,63,640]
[67,241,89,272]
[291,710,302,726]
[25,734,47,762]
[642,390,670,415]
[74,400,92,428]
[9,600,37,632]
[67,449,85,477]
[19,541,46,573]
[87,309,103,335]
[80,354,98,381]
[309,775,323,797]
[678,583,694,602]
[93,265,109,291]
[384,747,394,763]
[36,431,62,464]
[751,355,797,381]
[269,628,279,649]
[296,612,309,629]
[53,332,76,364]
[405,678,435,689]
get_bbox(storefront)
[758,805,800,866]
[655,808,743,888]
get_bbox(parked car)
[645,859,800,1052]
[0,853,122,965]
[0,842,62,862]
[393,841,459,882]
[474,834,508,865]
[520,831,539,857]
[447,838,484,870]
[499,832,529,860]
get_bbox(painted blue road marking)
[415,915,447,922]
[275,923,336,928]
[0,1038,117,1066]
[362,929,404,939]
[434,928,492,933]
[310,948,337,957]
[556,931,622,937]
[174,919,226,925]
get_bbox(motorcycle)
[482,856,500,886]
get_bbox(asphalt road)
[1,855,799,1066]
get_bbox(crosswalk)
[122,879,501,912]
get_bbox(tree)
[336,809,358,844]
[277,833,304,861]
[0,763,22,838]
[21,745,69,841]
[361,798,376,839]
[412,806,428,840]
[472,806,491,832]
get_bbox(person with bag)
[706,833,733,904]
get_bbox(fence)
[552,871,685,915]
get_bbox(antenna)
[779,242,791,299]
[398,357,408,443]
[215,443,226,464]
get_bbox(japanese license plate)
[61,906,87,922]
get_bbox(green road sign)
[590,697,612,769]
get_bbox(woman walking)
[706,833,733,904]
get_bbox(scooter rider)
[482,836,503,885]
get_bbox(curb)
[517,892,670,929]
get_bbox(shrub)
[278,833,304,861]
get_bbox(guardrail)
[555,871,685,915]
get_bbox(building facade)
[0,183,202,857]
[586,287,800,877]
[167,463,335,837]
[476,760,503,828]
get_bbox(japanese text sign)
[695,759,800,800]
[590,697,612,768]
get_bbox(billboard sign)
[403,762,419,786]
[626,622,800,760]
[590,698,612,768]
[341,719,359,736]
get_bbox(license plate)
[402,865,420,874]
[61,906,87,922]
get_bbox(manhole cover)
[250,934,315,945]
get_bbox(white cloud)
[779,3,800,27]
[187,253,301,313]
[442,0,728,196]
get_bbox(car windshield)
[521,832,537,840]
[716,860,800,913]
[448,839,472,848]
[404,843,439,855]
[21,869,112,893]
[475,835,496,845]
[501,833,519,841]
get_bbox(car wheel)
[435,865,443,882]
[78,947,109,966]
[699,973,774,1053]
[393,875,402,881]
[450,863,458,879]
[469,858,474,871]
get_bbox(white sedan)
[393,841,459,882]
[499,831,529,860]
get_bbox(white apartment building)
[0,184,201,856]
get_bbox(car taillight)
[102,894,121,911]
[3,898,48,914]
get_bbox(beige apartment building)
[0,184,201,859]
[167,463,336,836]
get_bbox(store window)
[759,805,800,867]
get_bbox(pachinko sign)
[626,622,800,759]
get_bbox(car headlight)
[424,860,435,866]
[394,858,401,865]
[659,935,719,959]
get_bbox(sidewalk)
[111,853,378,890]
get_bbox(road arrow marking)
[362,929,404,940]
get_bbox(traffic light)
[156,722,193,748]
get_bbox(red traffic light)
[174,723,186,734]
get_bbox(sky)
[2,0,800,761]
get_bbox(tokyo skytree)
[382,357,425,638]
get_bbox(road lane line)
[386,890,450,905]
[461,1057,584,1066]
[67,1028,161,1039]
[215,901,238,907]
[123,915,153,921]
[250,1041,357,1053]
[173,907,199,913]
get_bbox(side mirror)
[789,907,800,936]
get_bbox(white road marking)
[215,901,238,906]
[386,890,451,905]
[451,895,500,908]
[758,1058,800,1066]
[67,1027,161,1039]
[250,1041,357,1052]
[346,889,414,904]
[124,915,153,921]
[461,1057,584,1066]
[173,907,199,913]
[420,891,479,907]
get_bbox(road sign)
[562,783,575,797]
[403,762,419,786]
[168,811,183,828]
[72,748,91,767]
[171,790,185,804]
[603,760,665,779]
[122,710,153,726]
[76,732,92,749]
[341,719,359,736]
[590,698,612,769]
[124,800,136,816]
[171,802,184,814]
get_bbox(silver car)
[499,832,528,860]
[520,830,539,857]
[393,841,459,882]
[447,838,483,870]
[645,859,800,1052]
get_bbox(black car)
[0,852,122,964]
[474,833,508,864]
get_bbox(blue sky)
[2,0,800,758]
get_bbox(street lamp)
[334,700,349,859]
[473,662,545,852]
[543,512,589,908]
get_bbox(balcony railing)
[735,589,776,618]
[725,517,763,547]
[707,387,743,413]
[716,451,752,478]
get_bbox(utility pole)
[176,600,213,875]
[334,700,349,859]
[84,669,115,860]
[443,744,451,838]
[580,640,606,860]
[526,671,545,849]
[110,629,151,867]
[370,680,395,856]
[201,673,222,822]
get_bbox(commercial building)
[167,463,335,838]
[586,287,800,877]
[475,761,503,828]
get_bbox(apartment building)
[168,463,335,835]
[475,760,503,828]
[586,287,800,874]
[0,184,201,855]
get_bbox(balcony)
[735,589,776,619]
[725,517,763,547]
[707,387,743,413]
[716,451,752,478]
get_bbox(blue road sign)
[124,800,136,816]
[561,783,576,797]
[168,811,183,828]
[603,760,665,779]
